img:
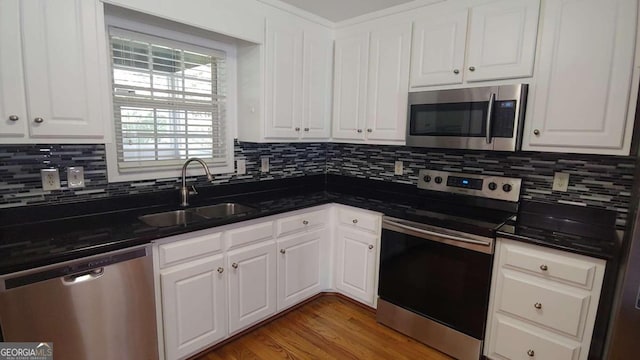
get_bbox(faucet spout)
[180,158,214,207]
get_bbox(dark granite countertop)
[0,175,622,274]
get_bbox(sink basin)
[138,210,205,227]
[193,203,256,219]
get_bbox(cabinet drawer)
[159,232,223,269]
[276,210,326,237]
[491,315,580,360]
[226,221,274,250]
[501,240,599,289]
[498,271,590,338]
[337,208,380,233]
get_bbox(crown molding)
[256,0,335,28]
[334,0,445,28]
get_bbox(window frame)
[104,13,237,183]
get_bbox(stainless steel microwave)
[406,84,528,151]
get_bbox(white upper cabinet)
[523,0,638,155]
[409,0,540,88]
[0,0,27,139]
[332,21,411,144]
[0,0,107,143]
[239,9,333,142]
[465,0,540,82]
[411,10,468,87]
[264,18,303,139]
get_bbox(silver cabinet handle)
[217,267,224,274]
[34,117,44,124]
[232,263,238,269]
[357,129,363,133]
[368,244,374,250]
[280,249,286,254]
[469,66,476,71]
[540,264,548,271]
[304,128,309,132]
[367,129,372,133]
[533,129,540,136]
[302,220,309,225]
[352,219,358,224]
[534,302,542,309]
[453,69,460,74]
[486,93,495,144]
[8,115,19,121]
[527,349,535,357]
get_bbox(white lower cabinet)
[227,240,277,334]
[277,230,323,311]
[160,255,227,360]
[485,239,606,360]
[334,223,379,306]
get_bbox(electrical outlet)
[236,159,246,175]
[261,157,269,173]
[41,169,61,191]
[67,167,85,188]
[552,172,570,192]
[395,161,403,175]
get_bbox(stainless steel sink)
[138,210,205,227]
[193,203,256,219]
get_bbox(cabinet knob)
[533,129,540,136]
[304,128,309,132]
[8,115,19,122]
[357,129,363,133]
[302,220,309,225]
[295,127,300,131]
[368,244,374,250]
[367,129,372,133]
[469,66,476,72]
[217,267,224,274]
[280,249,286,254]
[232,263,238,269]
[534,302,542,310]
[453,69,460,74]
[34,117,44,124]
[527,349,535,357]
[539,264,548,271]
[352,219,358,224]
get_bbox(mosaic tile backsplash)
[0,141,636,229]
[0,141,326,208]
[326,144,637,228]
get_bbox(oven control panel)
[417,170,522,202]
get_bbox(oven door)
[378,217,494,340]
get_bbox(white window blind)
[109,28,228,172]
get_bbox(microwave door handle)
[486,92,495,144]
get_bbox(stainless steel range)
[377,170,521,360]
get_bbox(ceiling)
[277,0,416,22]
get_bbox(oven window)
[378,229,493,339]
[410,102,488,137]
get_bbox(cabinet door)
[20,0,105,139]
[335,226,377,305]
[161,255,227,360]
[277,230,323,311]
[525,0,637,154]
[227,240,277,334]
[0,0,27,140]
[465,0,540,82]
[264,18,303,139]
[301,29,332,140]
[332,33,369,141]
[366,22,412,142]
[410,10,468,87]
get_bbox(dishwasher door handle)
[62,268,105,285]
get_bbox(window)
[106,24,235,182]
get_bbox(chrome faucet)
[180,158,213,207]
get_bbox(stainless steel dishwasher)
[0,245,158,360]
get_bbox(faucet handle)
[189,186,198,195]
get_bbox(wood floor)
[195,295,453,360]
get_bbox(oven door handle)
[383,218,492,247]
